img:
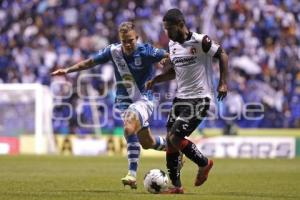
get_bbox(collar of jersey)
[185,31,193,41]
[121,44,139,58]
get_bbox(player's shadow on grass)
[210,192,299,199]
[58,189,198,195]
[58,189,129,194]
[58,189,145,194]
[86,190,199,195]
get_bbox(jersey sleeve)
[201,35,221,57]
[91,45,112,64]
[145,43,167,63]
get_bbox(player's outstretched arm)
[51,58,96,76]
[145,67,175,90]
[215,48,228,101]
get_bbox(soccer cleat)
[121,174,137,189]
[194,159,214,187]
[162,186,184,194]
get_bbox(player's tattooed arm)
[145,67,176,90]
[214,48,228,101]
[51,58,96,75]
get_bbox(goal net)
[0,84,56,154]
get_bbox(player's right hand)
[145,79,155,90]
[51,69,68,76]
[217,82,227,101]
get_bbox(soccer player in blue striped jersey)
[51,21,168,189]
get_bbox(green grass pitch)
[0,155,300,200]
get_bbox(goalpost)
[0,83,56,154]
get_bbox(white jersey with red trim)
[169,32,220,99]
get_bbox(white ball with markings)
[143,169,169,194]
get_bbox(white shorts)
[121,98,154,129]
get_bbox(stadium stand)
[0,0,299,134]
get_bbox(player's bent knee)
[124,125,136,135]
[168,134,181,149]
[168,134,176,144]
[124,118,141,135]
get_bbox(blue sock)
[126,134,140,177]
[153,136,166,151]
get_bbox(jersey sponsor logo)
[114,53,127,71]
[172,56,197,67]
[116,61,126,71]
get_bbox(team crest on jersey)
[134,56,142,66]
[190,47,197,55]
[172,48,176,55]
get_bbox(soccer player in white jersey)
[51,22,169,189]
[146,8,228,193]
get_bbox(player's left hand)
[160,57,173,68]
[217,82,227,101]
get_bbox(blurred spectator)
[0,0,299,133]
[222,90,244,135]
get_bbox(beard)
[175,34,185,44]
[170,32,185,43]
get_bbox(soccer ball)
[143,169,169,194]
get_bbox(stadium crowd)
[0,0,300,134]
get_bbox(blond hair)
[118,21,136,34]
